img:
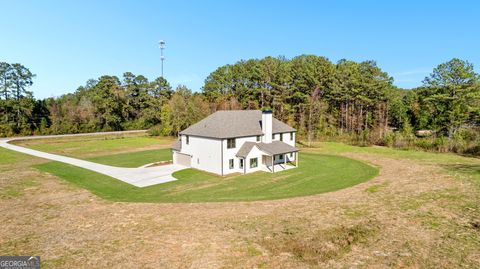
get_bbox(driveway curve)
[0,131,187,187]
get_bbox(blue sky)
[1,0,479,99]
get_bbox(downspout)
[220,139,224,176]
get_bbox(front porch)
[261,152,298,173]
[262,162,297,173]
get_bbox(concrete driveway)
[0,131,187,187]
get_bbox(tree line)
[1,56,479,154]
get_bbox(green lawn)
[85,149,172,167]
[33,152,378,202]
[310,141,479,164]
[13,135,174,158]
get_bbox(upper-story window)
[290,132,293,141]
[280,133,283,141]
[227,138,236,149]
[272,134,275,140]
[256,135,261,142]
[186,135,189,145]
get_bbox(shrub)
[382,132,395,147]
[148,125,163,136]
[464,144,480,155]
[433,136,449,152]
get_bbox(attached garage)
[173,151,191,167]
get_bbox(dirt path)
[0,152,479,268]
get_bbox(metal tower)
[159,40,166,77]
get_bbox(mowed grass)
[310,141,479,164]
[13,134,174,158]
[33,152,378,202]
[0,146,29,166]
[307,141,480,188]
[85,149,172,167]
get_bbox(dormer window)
[227,138,236,149]
[290,132,293,141]
[272,134,275,140]
[186,135,189,145]
[256,135,261,142]
[280,133,283,141]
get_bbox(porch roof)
[236,141,298,158]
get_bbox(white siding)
[272,131,296,147]
[243,146,264,173]
[222,136,258,175]
[175,131,296,176]
[179,135,222,174]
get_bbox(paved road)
[0,131,186,187]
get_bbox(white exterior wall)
[176,131,296,176]
[243,146,264,173]
[272,131,296,147]
[179,135,222,174]
[222,136,258,175]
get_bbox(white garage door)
[174,152,191,167]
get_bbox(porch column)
[272,155,274,173]
[243,158,246,174]
[296,152,298,167]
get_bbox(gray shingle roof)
[179,110,296,139]
[236,142,256,158]
[257,141,299,155]
[236,141,298,158]
[171,140,181,151]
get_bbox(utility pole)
[159,40,166,78]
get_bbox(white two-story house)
[171,110,298,175]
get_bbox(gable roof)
[236,142,256,158]
[171,140,181,151]
[179,110,296,139]
[236,141,298,158]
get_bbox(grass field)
[85,149,172,167]
[34,152,377,202]
[13,133,174,158]
[2,134,480,268]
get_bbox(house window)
[250,158,258,168]
[290,132,293,141]
[186,135,189,145]
[256,135,261,142]
[280,133,283,141]
[272,134,275,140]
[290,152,293,158]
[229,159,234,169]
[227,138,236,149]
[239,159,244,169]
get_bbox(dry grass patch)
[260,219,380,265]
[1,142,480,268]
